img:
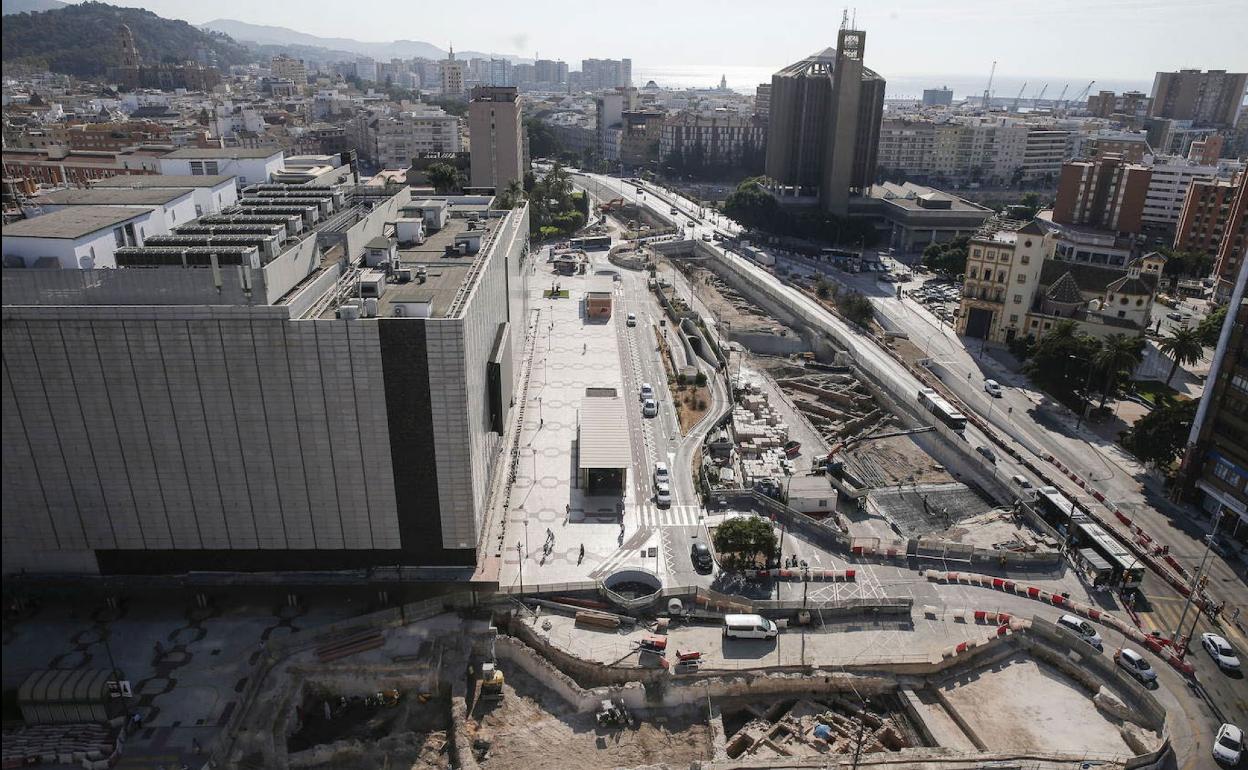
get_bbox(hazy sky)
[87,0,1248,81]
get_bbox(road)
[573,171,1246,765]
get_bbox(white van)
[723,614,778,640]
[1057,613,1103,651]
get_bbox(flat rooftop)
[32,188,192,206]
[867,182,992,213]
[3,206,154,239]
[325,216,501,320]
[91,174,236,189]
[161,147,283,159]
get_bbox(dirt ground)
[289,689,451,770]
[841,435,953,487]
[674,382,711,433]
[469,665,712,770]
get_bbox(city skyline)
[42,0,1248,81]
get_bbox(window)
[1017,274,1026,284]
[1212,458,1240,486]
[204,161,219,174]
[1009,314,1019,322]
[114,227,126,247]
[998,271,1006,283]
[1014,294,1023,303]
[969,268,978,279]
[1231,374,1248,394]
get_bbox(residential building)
[596,89,636,162]
[1141,153,1244,232]
[468,86,524,191]
[1212,174,1248,302]
[755,83,771,121]
[658,111,766,171]
[1084,132,1151,163]
[1,187,532,576]
[580,58,632,90]
[1,147,164,186]
[1174,174,1245,262]
[534,59,568,88]
[876,117,1030,185]
[271,55,308,88]
[1149,69,1248,128]
[376,105,463,168]
[488,58,512,87]
[1180,270,1248,543]
[90,174,239,217]
[441,49,466,98]
[355,57,378,83]
[1021,127,1071,181]
[619,110,665,167]
[158,147,285,186]
[1086,90,1150,120]
[1053,153,1152,234]
[764,28,886,215]
[922,87,954,107]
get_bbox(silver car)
[1202,633,1242,672]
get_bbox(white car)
[1202,633,1242,672]
[626,312,637,327]
[984,379,1003,397]
[653,461,670,487]
[639,383,654,401]
[655,482,672,507]
[642,398,658,417]
[1214,723,1243,765]
[1113,648,1157,685]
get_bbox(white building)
[158,147,286,186]
[213,104,267,138]
[23,187,196,232]
[355,57,378,83]
[441,52,466,98]
[375,105,463,168]
[90,174,239,217]
[3,206,165,269]
[1141,153,1245,229]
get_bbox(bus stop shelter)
[578,396,631,494]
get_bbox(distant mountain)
[2,0,67,15]
[2,2,253,78]
[199,18,523,63]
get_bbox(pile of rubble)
[732,383,793,484]
[725,697,914,760]
[775,372,886,445]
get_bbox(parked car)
[1213,723,1243,765]
[984,379,1003,397]
[1166,311,1184,322]
[1057,614,1103,651]
[783,440,802,457]
[642,398,658,418]
[640,383,654,401]
[1202,633,1242,672]
[1114,648,1157,684]
[975,445,997,464]
[690,542,714,572]
[626,312,637,327]
[654,461,670,487]
[1010,474,1033,489]
[655,482,671,506]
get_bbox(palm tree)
[1157,326,1204,386]
[1092,333,1144,408]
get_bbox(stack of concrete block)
[1,723,118,768]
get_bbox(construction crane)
[1055,84,1070,111]
[1032,84,1048,110]
[1011,82,1028,113]
[1068,80,1095,112]
[982,60,997,110]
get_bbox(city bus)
[570,235,611,250]
[1032,486,1078,533]
[917,388,967,432]
[1072,519,1145,590]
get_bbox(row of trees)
[921,236,970,276]
[721,177,878,248]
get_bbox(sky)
[82,0,1248,84]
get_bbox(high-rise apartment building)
[375,104,463,168]
[1212,174,1248,302]
[468,86,524,190]
[440,48,465,98]
[534,59,568,87]
[659,111,767,170]
[1180,267,1248,542]
[1086,90,1150,119]
[1,186,532,576]
[487,58,512,87]
[355,57,378,83]
[755,83,771,122]
[922,87,954,107]
[764,28,886,215]
[1174,174,1246,265]
[1149,69,1248,128]
[1141,154,1244,231]
[1053,153,1152,234]
[580,58,632,91]
[270,54,308,88]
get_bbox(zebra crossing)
[635,503,703,527]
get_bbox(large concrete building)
[1140,153,1244,232]
[1053,154,1152,234]
[1174,174,1246,264]
[921,87,954,107]
[1181,266,1248,545]
[580,58,632,91]
[1149,69,1248,128]
[375,105,463,169]
[763,28,886,216]
[658,111,767,171]
[468,86,524,191]
[1,186,531,576]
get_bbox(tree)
[835,289,874,328]
[525,117,559,159]
[1157,326,1204,386]
[426,162,460,194]
[1024,321,1099,404]
[922,237,970,276]
[494,178,524,209]
[1196,305,1227,348]
[1091,333,1144,408]
[1120,399,1197,470]
[1015,191,1046,219]
[712,516,778,569]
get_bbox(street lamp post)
[517,541,524,594]
[1172,511,1223,651]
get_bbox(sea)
[632,64,1153,101]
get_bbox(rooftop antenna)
[852,7,857,28]
[841,8,849,31]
